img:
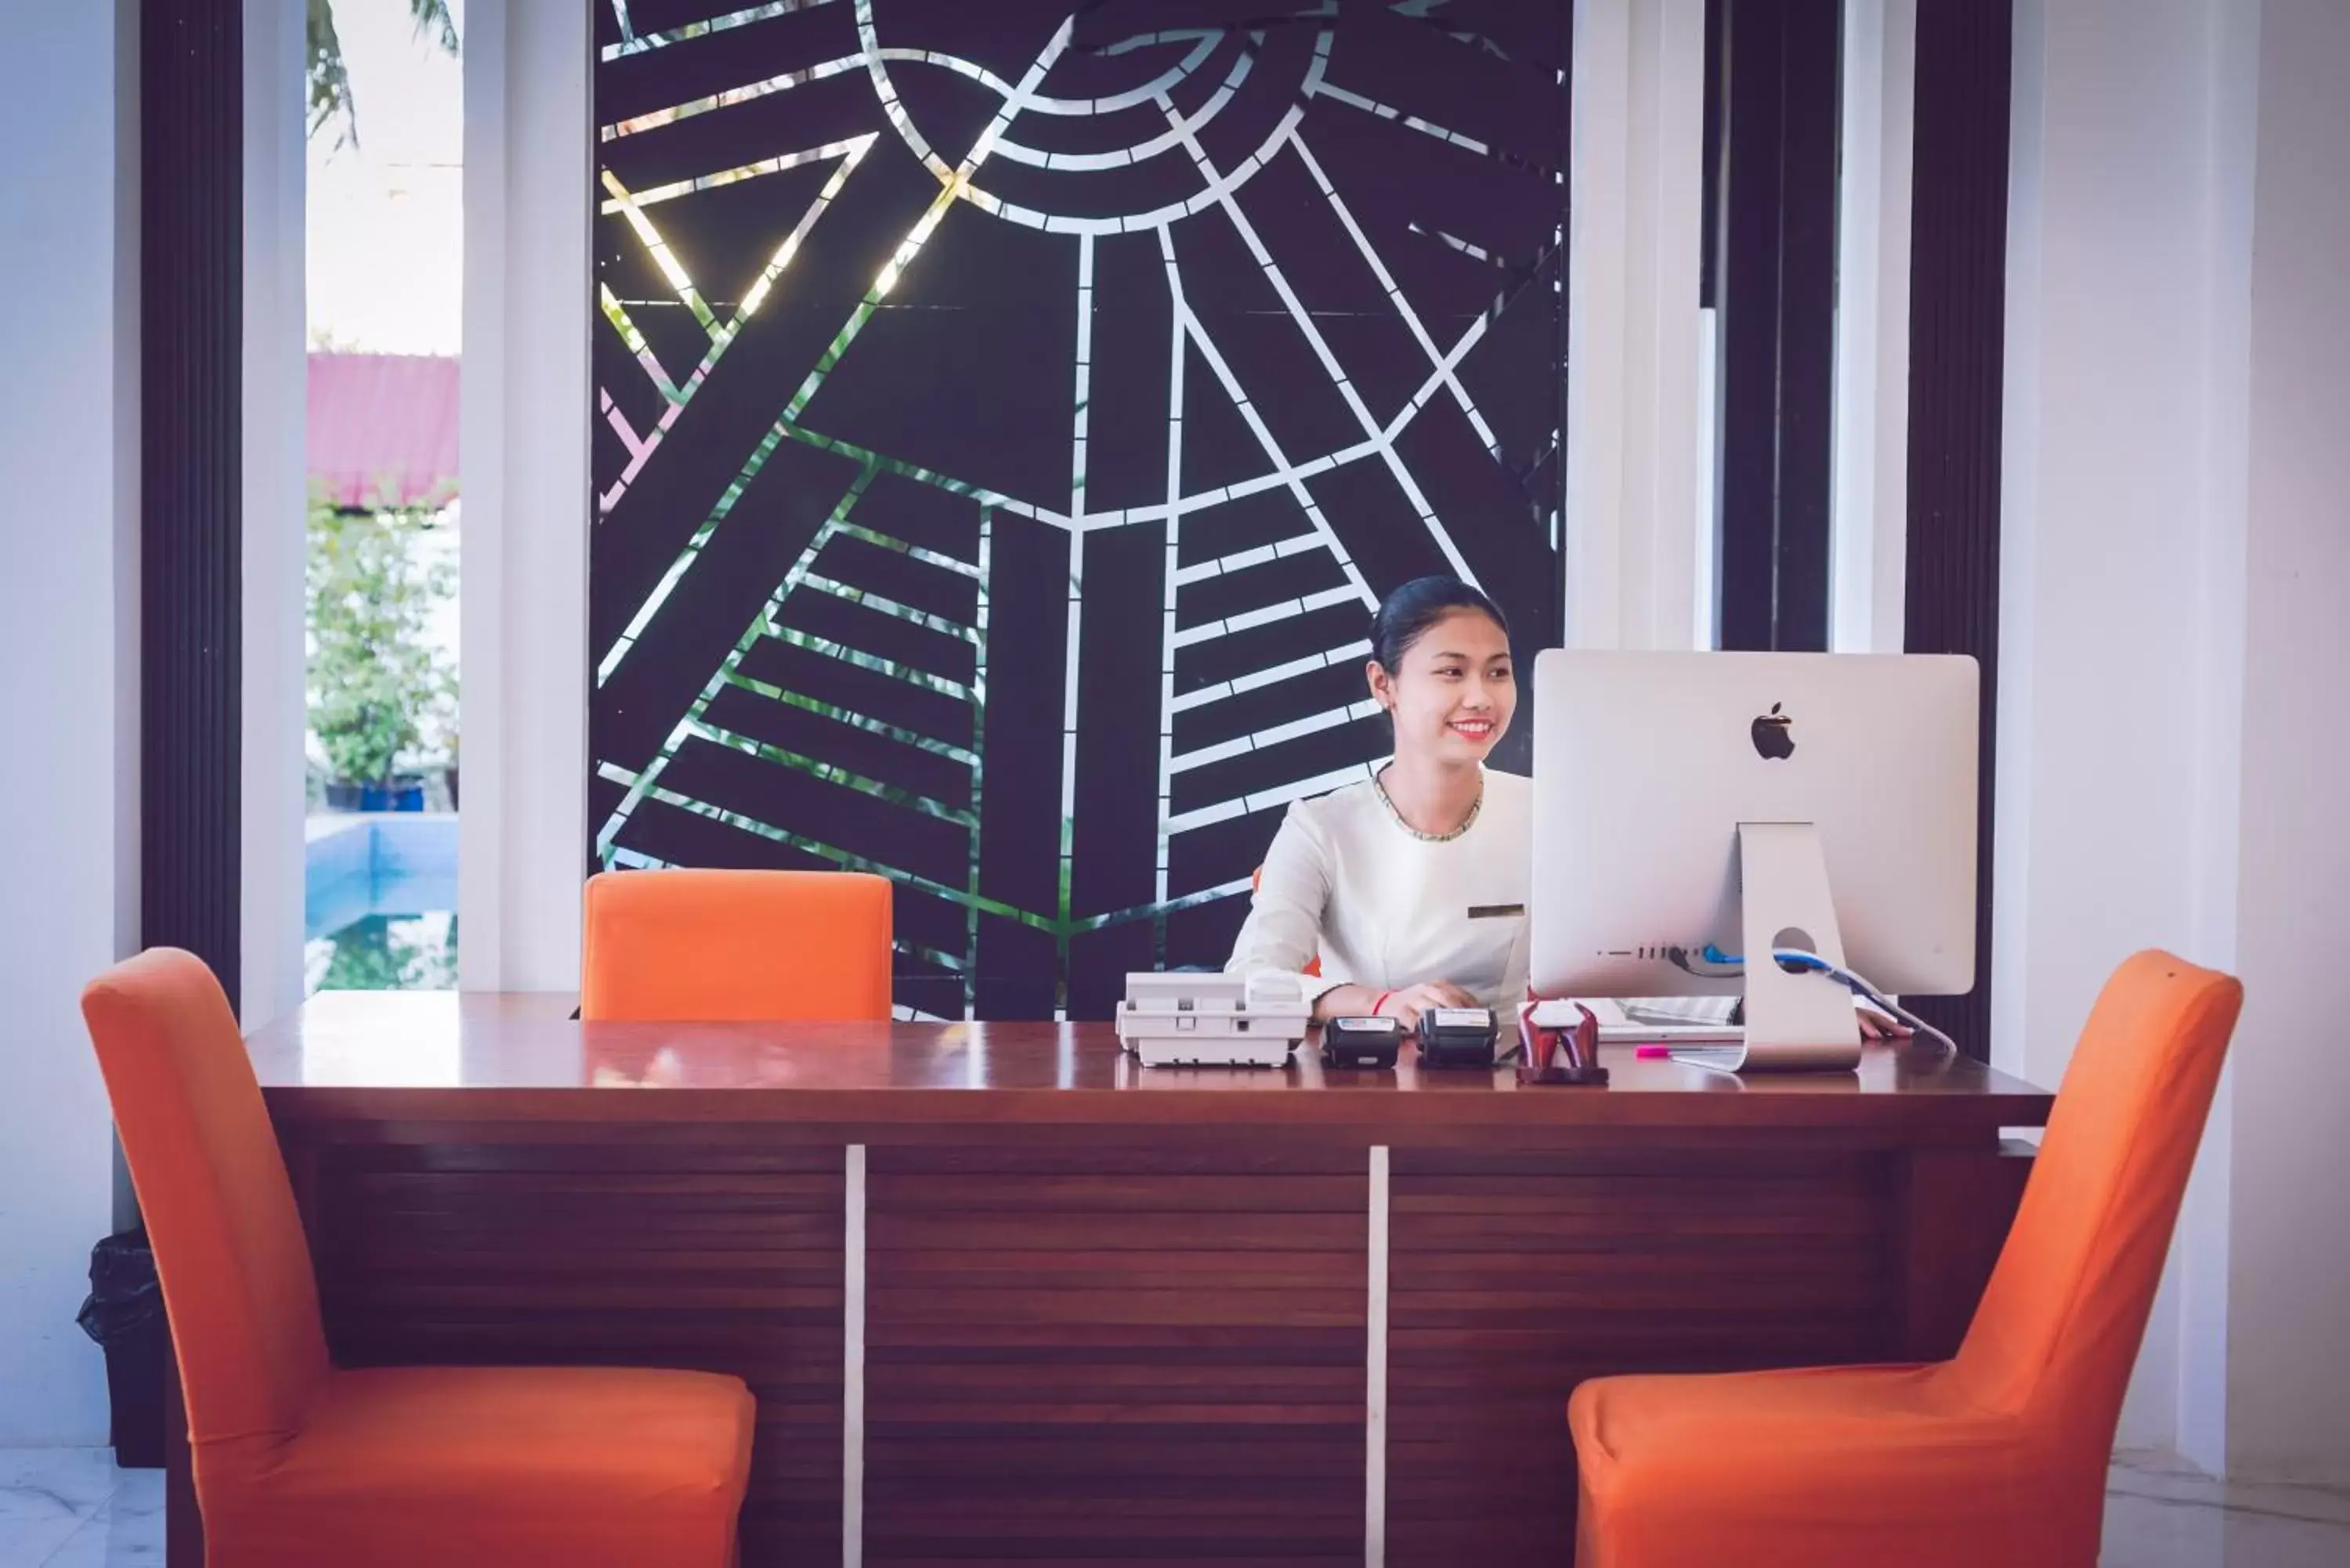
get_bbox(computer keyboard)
[1537,996,1744,1045]
[1618,995,1739,1027]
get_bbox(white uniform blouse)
[1225,767,1531,1011]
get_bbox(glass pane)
[303,1,465,995]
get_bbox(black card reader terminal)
[1417,1006,1500,1069]
[1321,1014,1403,1070]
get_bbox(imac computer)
[1528,650,1979,1070]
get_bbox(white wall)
[2003,0,2350,1484]
[459,0,591,991]
[0,5,139,1446]
[1998,0,2258,1454]
[2173,0,2260,1479]
[2225,0,2350,1486]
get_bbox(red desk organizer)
[1516,998,1611,1086]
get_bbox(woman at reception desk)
[1227,575,1534,1027]
[1225,575,1900,1040]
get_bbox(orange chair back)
[1950,951,2242,1455]
[581,867,894,1021]
[80,949,331,1477]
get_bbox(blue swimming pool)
[304,814,458,992]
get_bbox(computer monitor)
[1528,650,1978,1068]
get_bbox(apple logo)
[1751,703,1795,761]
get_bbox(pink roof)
[308,352,459,509]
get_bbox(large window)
[302,1,464,992]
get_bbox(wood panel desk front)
[172,994,2052,1568]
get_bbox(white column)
[1829,0,1915,656]
[1564,0,1705,652]
[242,0,309,1031]
[1997,0,2259,1464]
[843,1145,867,1568]
[2172,0,2261,1480]
[461,0,592,991]
[2225,0,2350,1487]
[0,0,139,1444]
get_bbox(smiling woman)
[1224,575,1531,1026]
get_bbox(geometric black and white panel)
[590,0,1569,1019]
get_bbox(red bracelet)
[1371,990,1394,1017]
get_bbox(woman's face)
[1369,609,1515,764]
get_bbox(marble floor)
[2102,1451,2350,1568]
[0,1448,161,1567]
[0,1447,2342,1566]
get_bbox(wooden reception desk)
[176,994,2051,1568]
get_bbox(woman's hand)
[1856,1003,1912,1041]
[1375,981,1478,1031]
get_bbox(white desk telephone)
[1115,972,1312,1068]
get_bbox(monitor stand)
[1714,822,1864,1071]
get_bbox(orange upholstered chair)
[581,866,893,1021]
[81,949,756,1568]
[1567,950,2243,1568]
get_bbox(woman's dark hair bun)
[1368,575,1509,672]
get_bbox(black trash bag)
[77,1230,165,1469]
[77,1230,162,1344]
